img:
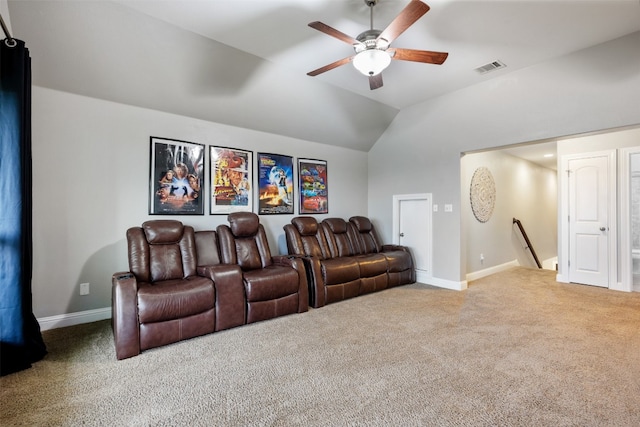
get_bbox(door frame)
[558,150,617,288]
[619,146,640,292]
[392,193,432,283]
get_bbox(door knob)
[599,227,606,231]
[399,233,405,237]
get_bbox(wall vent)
[474,60,506,74]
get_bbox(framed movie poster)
[210,146,253,214]
[257,152,294,215]
[298,158,328,214]
[149,137,205,215]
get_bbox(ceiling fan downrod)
[356,0,383,50]
[366,0,377,31]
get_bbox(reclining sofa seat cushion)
[217,212,306,324]
[348,216,415,287]
[322,218,388,295]
[286,217,360,307]
[113,220,215,359]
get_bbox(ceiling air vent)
[474,60,506,74]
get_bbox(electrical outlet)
[433,204,438,212]
[444,204,453,212]
[480,253,484,264]
[80,282,90,296]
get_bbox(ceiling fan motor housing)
[355,29,387,53]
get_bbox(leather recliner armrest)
[301,255,325,308]
[272,255,310,313]
[112,272,140,360]
[382,244,409,253]
[197,264,246,331]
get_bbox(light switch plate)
[80,282,90,295]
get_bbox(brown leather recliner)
[348,216,415,287]
[284,216,361,308]
[112,220,216,360]
[217,212,309,324]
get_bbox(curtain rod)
[1,13,17,47]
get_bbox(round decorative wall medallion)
[470,167,496,223]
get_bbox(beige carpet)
[2,267,640,426]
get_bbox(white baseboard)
[415,269,430,285]
[465,259,519,282]
[542,257,558,271]
[416,270,467,291]
[608,282,632,292]
[38,307,111,331]
[555,276,633,292]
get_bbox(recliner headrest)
[142,220,184,244]
[228,212,259,237]
[323,218,347,234]
[349,216,372,232]
[292,217,318,236]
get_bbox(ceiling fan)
[307,0,448,90]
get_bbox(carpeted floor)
[2,267,640,426]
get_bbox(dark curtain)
[1,38,47,376]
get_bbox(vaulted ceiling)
[6,0,640,153]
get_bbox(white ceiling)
[115,0,640,109]
[500,140,558,170]
[6,0,640,156]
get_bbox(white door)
[393,194,432,279]
[568,155,610,287]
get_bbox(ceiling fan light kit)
[307,0,448,90]
[353,49,391,76]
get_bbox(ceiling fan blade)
[308,21,361,46]
[307,56,354,77]
[369,74,383,90]
[377,1,430,45]
[388,48,448,64]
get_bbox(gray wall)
[461,151,557,274]
[31,87,368,318]
[12,0,640,318]
[368,31,640,284]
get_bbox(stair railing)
[513,218,542,269]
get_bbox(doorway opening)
[461,145,558,281]
[620,146,640,292]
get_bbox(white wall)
[368,31,640,284]
[461,151,557,274]
[31,87,368,319]
[557,127,640,157]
